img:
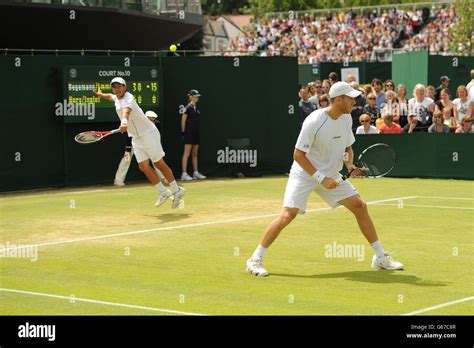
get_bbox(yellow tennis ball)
[170,44,177,52]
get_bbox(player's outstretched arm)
[93,87,114,101]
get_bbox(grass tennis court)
[1,177,473,315]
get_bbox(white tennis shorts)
[283,172,358,214]
[131,128,165,163]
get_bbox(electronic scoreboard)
[62,66,161,123]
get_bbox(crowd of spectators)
[298,69,474,134]
[228,5,457,63]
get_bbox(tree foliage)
[448,0,474,56]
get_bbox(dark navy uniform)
[183,103,200,145]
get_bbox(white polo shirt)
[112,92,155,138]
[291,107,355,178]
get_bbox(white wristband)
[312,171,325,184]
[121,118,128,126]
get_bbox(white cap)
[145,111,158,119]
[110,77,126,86]
[328,81,362,99]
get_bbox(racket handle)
[110,129,121,134]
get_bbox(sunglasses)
[368,97,376,100]
[315,86,322,88]
[360,120,370,123]
[386,84,394,87]
[464,120,472,123]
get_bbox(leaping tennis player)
[94,77,185,208]
[246,82,404,276]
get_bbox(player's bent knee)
[138,161,151,172]
[280,208,298,225]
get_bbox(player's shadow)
[143,213,191,224]
[271,271,449,287]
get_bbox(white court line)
[3,196,417,252]
[416,196,474,201]
[0,288,207,316]
[401,296,474,316]
[373,203,474,210]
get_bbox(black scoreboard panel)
[62,66,160,123]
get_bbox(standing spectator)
[384,79,395,93]
[328,72,338,85]
[435,75,450,101]
[426,85,436,101]
[321,79,331,95]
[396,84,409,127]
[356,114,378,134]
[363,93,381,125]
[381,90,400,123]
[299,87,317,124]
[181,89,206,181]
[466,69,474,94]
[379,114,403,134]
[455,115,473,133]
[453,85,472,127]
[313,80,324,98]
[371,79,386,109]
[428,111,450,133]
[408,83,434,130]
[318,94,330,108]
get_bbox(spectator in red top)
[379,114,403,134]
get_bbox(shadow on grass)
[143,213,192,224]
[271,271,449,287]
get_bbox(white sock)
[169,180,179,193]
[371,240,385,258]
[252,244,267,260]
[155,182,167,193]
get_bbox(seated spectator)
[453,85,471,127]
[350,81,366,132]
[318,94,330,108]
[371,78,386,109]
[299,87,316,124]
[379,114,402,134]
[404,114,427,133]
[396,84,409,127]
[384,79,395,93]
[363,85,372,99]
[345,74,356,83]
[426,85,436,101]
[363,93,381,125]
[455,115,473,133]
[381,90,400,123]
[329,72,338,85]
[428,111,450,133]
[356,114,378,134]
[408,83,434,130]
[321,79,331,95]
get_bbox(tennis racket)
[340,143,396,181]
[74,129,120,144]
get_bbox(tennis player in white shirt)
[246,82,404,276]
[94,77,185,208]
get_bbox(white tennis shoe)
[155,189,172,207]
[181,173,193,181]
[372,252,404,270]
[246,257,269,277]
[171,187,186,209]
[193,172,207,179]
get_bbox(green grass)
[0,177,473,315]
